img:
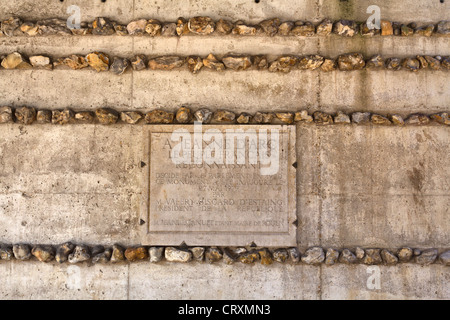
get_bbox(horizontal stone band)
[0,106,449,126]
[1,16,449,38]
[1,52,449,73]
[1,243,448,266]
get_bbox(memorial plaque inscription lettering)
[140,125,297,246]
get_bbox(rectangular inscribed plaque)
[140,125,297,246]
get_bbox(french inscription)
[141,125,297,246]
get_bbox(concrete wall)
[1,124,448,248]
[0,0,448,299]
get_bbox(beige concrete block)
[319,70,450,113]
[0,261,129,300]
[321,194,449,248]
[0,0,133,23]
[0,192,141,244]
[318,37,450,58]
[134,0,317,23]
[316,126,450,248]
[320,0,449,23]
[129,263,320,299]
[0,125,144,193]
[0,125,147,245]
[322,264,450,300]
[132,70,318,112]
[0,37,134,58]
[3,0,448,25]
[318,126,450,195]
[2,35,448,59]
[0,70,133,110]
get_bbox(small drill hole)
[255,0,260,3]
[440,0,444,3]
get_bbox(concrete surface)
[321,264,449,300]
[0,124,447,250]
[1,0,448,23]
[2,34,449,58]
[0,69,448,114]
[0,125,142,245]
[0,261,446,300]
[297,125,450,249]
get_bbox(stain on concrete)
[408,166,424,193]
[338,0,355,20]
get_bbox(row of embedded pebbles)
[0,243,448,266]
[1,16,449,37]
[1,51,449,73]
[0,106,448,126]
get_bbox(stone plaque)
[140,125,297,246]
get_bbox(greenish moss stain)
[338,0,355,20]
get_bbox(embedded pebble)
[13,244,31,260]
[165,247,192,262]
[194,108,213,124]
[0,106,14,123]
[68,245,91,263]
[301,247,325,265]
[205,247,223,263]
[125,246,149,262]
[111,244,126,263]
[32,246,55,262]
[55,242,75,263]
[415,249,438,265]
[190,247,205,262]
[149,247,164,263]
[325,248,340,265]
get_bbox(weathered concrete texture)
[320,0,449,23]
[317,36,450,59]
[0,70,132,110]
[0,69,447,114]
[2,0,448,23]
[296,126,321,247]
[128,263,320,299]
[0,261,447,300]
[321,195,448,247]
[0,261,128,300]
[0,125,142,244]
[134,0,318,23]
[131,70,317,112]
[1,0,449,301]
[0,124,447,249]
[322,264,449,300]
[1,35,448,58]
[296,125,450,248]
